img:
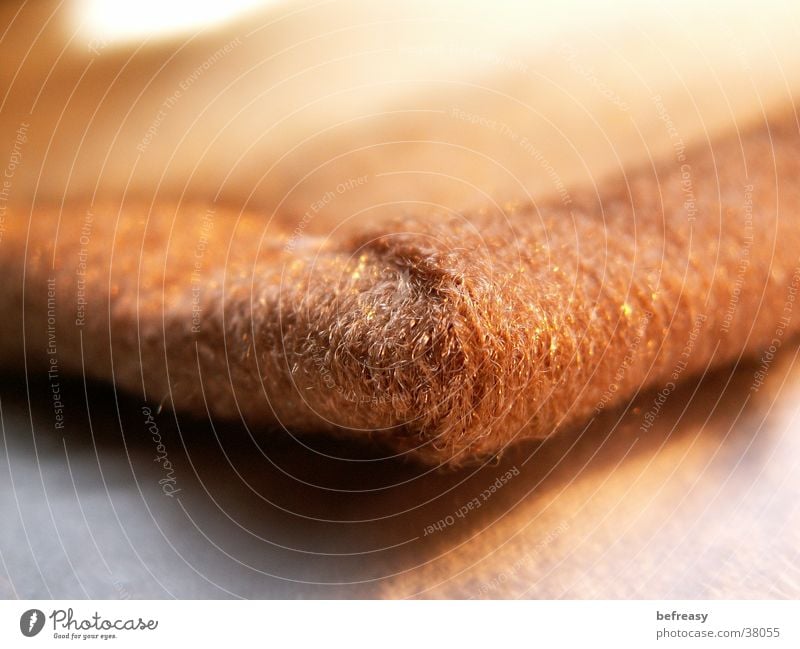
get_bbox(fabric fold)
[2,107,799,465]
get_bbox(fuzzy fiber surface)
[2,108,799,466]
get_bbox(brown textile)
[2,108,799,465]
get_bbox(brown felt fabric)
[1,108,799,465]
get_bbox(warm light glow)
[79,0,270,43]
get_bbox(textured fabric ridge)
[2,108,800,465]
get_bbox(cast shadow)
[0,343,784,598]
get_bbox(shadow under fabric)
[1,107,799,466]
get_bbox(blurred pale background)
[0,0,799,598]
